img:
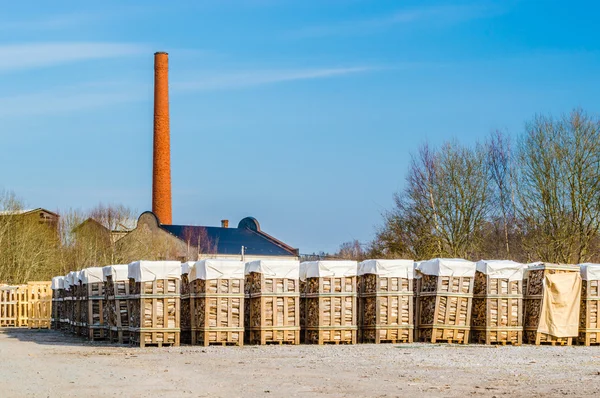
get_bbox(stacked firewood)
[50,276,64,330]
[358,259,414,343]
[180,261,194,345]
[245,260,301,345]
[577,264,600,345]
[103,264,130,344]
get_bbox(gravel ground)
[1,329,599,397]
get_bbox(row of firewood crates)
[41,259,600,347]
[0,282,52,328]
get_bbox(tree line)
[335,109,600,264]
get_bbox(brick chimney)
[221,220,229,228]
[152,51,172,225]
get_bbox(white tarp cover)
[416,258,476,277]
[51,276,64,290]
[191,259,245,281]
[244,260,300,279]
[476,260,525,281]
[64,274,71,288]
[102,264,129,282]
[299,261,358,281]
[80,267,104,284]
[181,261,195,276]
[76,270,83,282]
[358,259,414,279]
[579,263,600,281]
[414,261,422,279]
[128,261,182,282]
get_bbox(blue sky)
[1,1,600,254]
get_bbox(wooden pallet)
[303,276,358,345]
[0,286,19,327]
[578,278,600,346]
[190,278,244,346]
[471,328,522,345]
[128,278,181,347]
[417,274,473,345]
[83,282,106,340]
[27,281,52,329]
[359,273,414,344]
[16,285,29,327]
[245,272,300,345]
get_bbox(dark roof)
[161,219,298,257]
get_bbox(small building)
[116,211,299,262]
[0,208,60,231]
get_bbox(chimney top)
[221,220,229,228]
[155,51,169,55]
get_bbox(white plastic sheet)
[579,263,600,281]
[181,261,195,276]
[299,261,357,281]
[191,259,245,281]
[476,260,525,281]
[102,264,129,282]
[51,276,64,290]
[416,258,476,277]
[357,259,414,279]
[128,261,182,282]
[244,260,300,279]
[80,267,104,284]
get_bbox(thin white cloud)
[0,42,148,73]
[290,3,503,38]
[172,67,375,91]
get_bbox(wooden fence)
[0,282,52,329]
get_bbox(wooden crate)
[16,285,29,327]
[578,266,600,346]
[128,278,181,347]
[83,281,107,341]
[181,268,191,345]
[190,278,244,346]
[303,276,358,344]
[523,264,579,345]
[417,274,474,344]
[471,271,523,345]
[359,273,414,344]
[105,276,131,344]
[0,286,19,327]
[27,281,52,329]
[245,271,300,345]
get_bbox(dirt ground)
[1,329,599,397]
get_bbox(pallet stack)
[300,261,358,345]
[15,285,28,327]
[0,285,19,327]
[65,271,81,334]
[80,267,106,341]
[358,259,414,344]
[190,260,245,346]
[103,264,130,344]
[523,263,581,346]
[75,271,85,336]
[180,261,194,345]
[245,260,301,345]
[577,264,600,346]
[128,261,182,347]
[27,281,52,329]
[415,258,476,344]
[63,273,72,331]
[471,260,525,345]
[51,276,64,330]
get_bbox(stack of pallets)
[0,285,19,327]
[103,264,130,344]
[523,263,581,346]
[471,260,525,345]
[27,281,52,329]
[245,260,301,345]
[190,260,245,346]
[578,264,600,346]
[128,261,182,347]
[358,259,414,344]
[81,267,107,341]
[416,258,476,344]
[301,261,358,345]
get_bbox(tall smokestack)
[152,51,172,225]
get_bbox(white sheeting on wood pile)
[102,264,129,282]
[579,263,600,281]
[51,276,64,290]
[416,258,476,277]
[475,260,525,281]
[244,260,300,279]
[299,261,357,281]
[128,261,182,282]
[358,259,414,279]
[80,267,104,284]
[191,259,245,281]
[181,261,195,276]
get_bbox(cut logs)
[103,264,130,344]
[190,260,245,346]
[523,263,581,346]
[416,258,476,344]
[358,259,414,344]
[80,267,107,341]
[577,264,600,346]
[180,261,194,345]
[300,261,358,345]
[245,260,301,345]
[128,261,182,347]
[471,260,525,345]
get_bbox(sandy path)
[1,329,599,397]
